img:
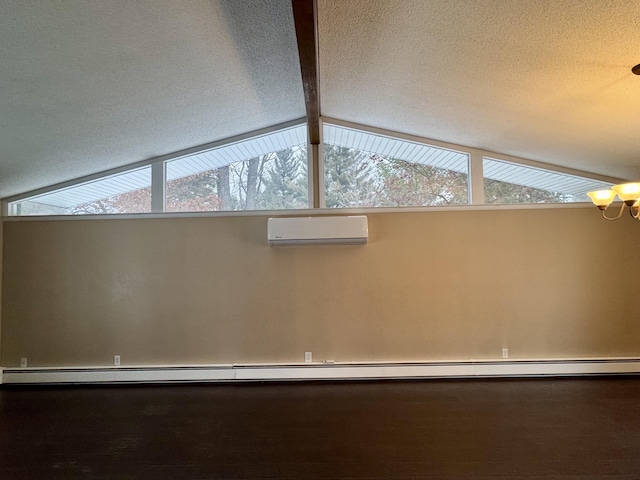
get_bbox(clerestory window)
[6,123,618,216]
[483,157,612,204]
[9,167,152,216]
[323,123,469,208]
[165,124,308,212]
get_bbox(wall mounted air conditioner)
[268,216,368,246]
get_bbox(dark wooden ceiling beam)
[292,0,320,145]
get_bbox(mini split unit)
[267,216,368,245]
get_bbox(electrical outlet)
[305,352,312,363]
[502,348,509,359]
[114,355,121,366]
[20,357,28,368]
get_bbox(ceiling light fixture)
[587,183,640,221]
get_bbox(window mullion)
[151,162,166,213]
[469,151,485,205]
[316,118,325,208]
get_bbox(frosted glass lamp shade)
[611,183,640,203]
[589,182,640,221]
[587,189,616,207]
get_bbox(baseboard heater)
[2,358,640,385]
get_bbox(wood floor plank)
[1,378,640,479]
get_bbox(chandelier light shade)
[586,189,617,207]
[587,182,640,221]
[611,183,640,203]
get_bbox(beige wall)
[1,207,639,368]
[0,222,2,358]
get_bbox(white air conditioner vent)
[268,216,368,246]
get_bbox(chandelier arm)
[601,203,626,221]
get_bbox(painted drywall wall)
[0,222,2,359]
[1,207,639,368]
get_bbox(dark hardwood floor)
[1,377,640,479]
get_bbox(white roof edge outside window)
[483,157,612,197]
[323,123,469,173]
[13,166,151,209]
[166,124,308,181]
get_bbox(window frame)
[2,117,625,217]
[482,156,614,204]
[321,121,471,208]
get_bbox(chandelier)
[587,183,640,221]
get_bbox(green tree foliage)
[323,146,467,207]
[258,149,308,209]
[323,145,572,207]
[324,144,377,207]
[68,143,577,214]
[71,146,309,214]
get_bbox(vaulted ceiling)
[319,0,640,182]
[1,0,639,199]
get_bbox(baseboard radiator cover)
[2,359,640,385]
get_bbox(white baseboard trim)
[2,358,640,385]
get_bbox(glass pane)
[10,167,152,215]
[323,124,469,208]
[483,158,613,204]
[166,125,308,212]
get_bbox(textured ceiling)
[0,0,304,198]
[318,0,640,181]
[3,0,640,201]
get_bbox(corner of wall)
[0,218,3,368]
